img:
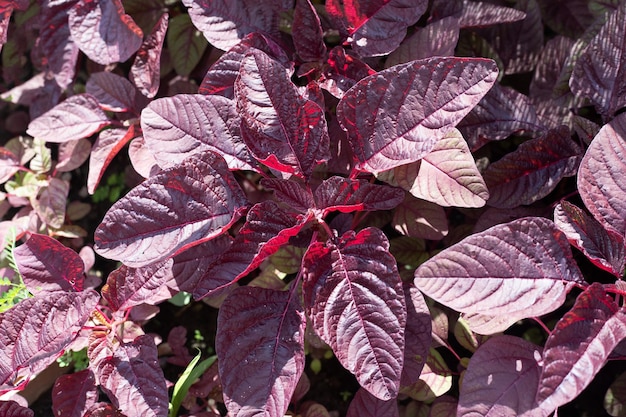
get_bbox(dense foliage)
[1,0,626,416]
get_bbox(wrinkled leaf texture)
[52,369,98,417]
[0,401,33,417]
[346,387,399,417]
[459,0,527,28]
[303,227,406,400]
[216,286,305,417]
[293,0,326,62]
[94,153,247,267]
[88,125,137,194]
[261,178,315,214]
[337,57,498,174]
[130,12,168,98]
[314,176,405,214]
[414,217,584,331]
[401,284,431,387]
[85,72,138,113]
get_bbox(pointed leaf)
[26,94,110,143]
[235,49,330,179]
[216,286,305,417]
[87,125,137,194]
[554,201,625,276]
[537,283,626,414]
[377,128,489,207]
[391,195,448,240]
[458,335,542,417]
[130,12,168,98]
[346,387,399,417]
[537,0,594,37]
[68,0,143,65]
[578,112,626,236]
[401,284,431,387]
[401,347,452,401]
[141,94,256,171]
[0,290,99,391]
[14,233,84,294]
[293,0,326,62]
[52,369,98,417]
[85,72,138,113]
[94,153,247,267]
[459,0,527,28]
[167,13,208,77]
[33,177,69,228]
[314,176,404,214]
[336,57,498,173]
[414,217,584,321]
[302,227,406,400]
[98,335,168,417]
[484,126,582,208]
[261,178,315,214]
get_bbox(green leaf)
[167,14,209,77]
[169,350,217,417]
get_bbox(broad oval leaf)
[0,148,19,183]
[167,13,208,77]
[414,217,584,321]
[336,57,498,173]
[57,139,92,173]
[14,233,84,294]
[401,284,431,387]
[302,227,406,400]
[33,177,69,229]
[293,0,326,62]
[26,94,110,143]
[391,195,449,240]
[94,153,247,267]
[216,286,305,417]
[85,72,138,113]
[260,178,315,214]
[235,49,330,179]
[98,335,168,417]
[88,125,137,194]
[537,283,626,414]
[0,290,100,391]
[377,128,489,208]
[484,126,582,209]
[68,0,143,65]
[52,369,98,417]
[314,176,405,214]
[346,387,399,417]
[401,347,452,401]
[141,94,256,171]
[130,12,168,98]
[459,0,527,28]
[458,335,542,417]
[578,112,626,236]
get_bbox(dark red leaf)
[84,403,127,417]
[401,284,431,387]
[554,201,625,277]
[320,46,375,99]
[458,335,542,416]
[85,72,138,113]
[216,286,305,416]
[26,94,110,143]
[336,57,498,173]
[235,49,330,179]
[484,126,582,208]
[459,0,527,28]
[302,228,406,400]
[68,0,143,65]
[391,195,449,240]
[0,290,99,391]
[94,153,247,267]
[346,387,399,417]
[0,401,33,417]
[414,217,584,324]
[165,326,193,367]
[577,113,626,236]
[293,0,326,62]
[536,0,595,37]
[14,233,84,293]
[314,176,404,214]
[130,12,168,98]
[87,125,137,194]
[141,94,256,171]
[52,369,98,417]
[261,178,315,214]
[537,283,626,414]
[98,335,168,417]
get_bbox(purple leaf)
[261,178,315,214]
[198,32,291,99]
[0,147,19,183]
[102,259,175,312]
[554,201,625,277]
[484,126,582,208]
[537,0,595,38]
[537,283,626,414]
[141,94,256,171]
[459,0,527,28]
[216,286,305,417]
[32,177,69,229]
[235,49,330,179]
[193,201,309,299]
[85,72,138,113]
[293,0,326,62]
[336,57,498,173]
[68,0,143,65]
[314,176,405,214]
[130,12,168,98]
[52,369,98,417]
[302,227,406,400]
[26,94,110,143]
[14,233,84,294]
[320,46,375,99]
[94,153,247,267]
[570,3,626,118]
[385,16,460,67]
[0,290,99,391]
[401,348,452,401]
[88,125,137,194]
[326,0,427,57]
[0,401,33,417]
[84,403,128,417]
[414,217,584,321]
[392,195,449,240]
[346,387,399,417]
[98,335,168,417]
[458,335,542,417]
[401,284,431,387]
[462,312,521,336]
[128,136,160,178]
[167,13,208,77]
[377,128,489,208]
[181,0,286,51]
[577,112,626,236]
[56,139,91,172]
